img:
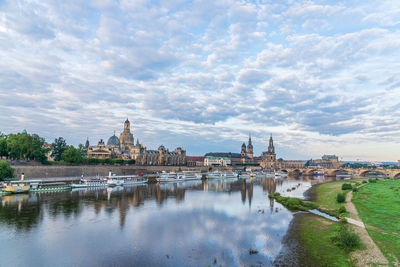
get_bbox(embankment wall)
[12,165,217,179]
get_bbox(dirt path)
[345,191,389,266]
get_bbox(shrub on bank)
[368,178,377,183]
[362,180,368,184]
[337,206,347,214]
[268,192,318,211]
[337,193,345,203]
[333,226,361,250]
[341,183,353,190]
[352,187,358,192]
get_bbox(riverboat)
[157,172,178,182]
[207,171,238,179]
[3,181,31,193]
[107,172,148,186]
[70,178,108,188]
[176,172,202,181]
[30,181,71,192]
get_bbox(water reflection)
[0,176,323,267]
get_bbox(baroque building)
[87,119,186,165]
[260,135,276,169]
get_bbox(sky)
[0,0,400,161]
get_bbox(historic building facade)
[87,119,186,165]
[260,135,276,169]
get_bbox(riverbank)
[275,181,357,266]
[352,179,400,265]
[276,179,392,266]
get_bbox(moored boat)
[3,181,30,193]
[107,172,148,186]
[208,171,238,179]
[3,173,30,193]
[176,172,202,181]
[71,178,108,188]
[157,172,178,182]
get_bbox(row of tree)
[0,132,49,162]
[1,133,135,166]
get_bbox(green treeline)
[0,132,135,166]
[0,132,49,162]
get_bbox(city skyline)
[1,1,400,161]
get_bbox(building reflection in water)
[0,176,329,232]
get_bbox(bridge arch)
[393,172,400,178]
[359,170,386,177]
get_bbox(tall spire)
[268,134,274,154]
[248,133,252,145]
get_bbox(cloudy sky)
[1,0,400,161]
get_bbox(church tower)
[261,134,276,169]
[240,142,247,156]
[247,134,253,158]
[119,118,134,152]
[268,134,275,154]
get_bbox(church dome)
[107,134,120,147]
[158,145,166,151]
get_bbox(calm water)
[0,177,314,267]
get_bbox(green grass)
[313,180,360,212]
[297,215,354,266]
[353,179,400,265]
[268,192,318,211]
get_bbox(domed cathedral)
[107,130,120,149]
[87,118,186,165]
[260,134,276,169]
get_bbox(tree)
[78,144,87,159]
[51,137,67,161]
[62,146,82,165]
[0,160,14,180]
[0,134,8,158]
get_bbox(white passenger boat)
[107,172,148,186]
[70,178,108,188]
[251,172,267,178]
[157,172,178,182]
[177,172,202,181]
[207,171,238,179]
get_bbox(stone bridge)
[277,167,400,178]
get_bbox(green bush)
[338,206,347,214]
[341,183,353,190]
[337,193,346,203]
[352,187,358,192]
[368,178,377,183]
[362,180,368,184]
[334,227,361,250]
[0,160,15,180]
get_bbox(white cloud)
[0,0,400,161]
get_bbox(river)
[0,177,319,266]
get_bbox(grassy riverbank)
[290,180,365,266]
[353,179,400,265]
[297,215,354,267]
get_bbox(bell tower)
[247,134,253,158]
